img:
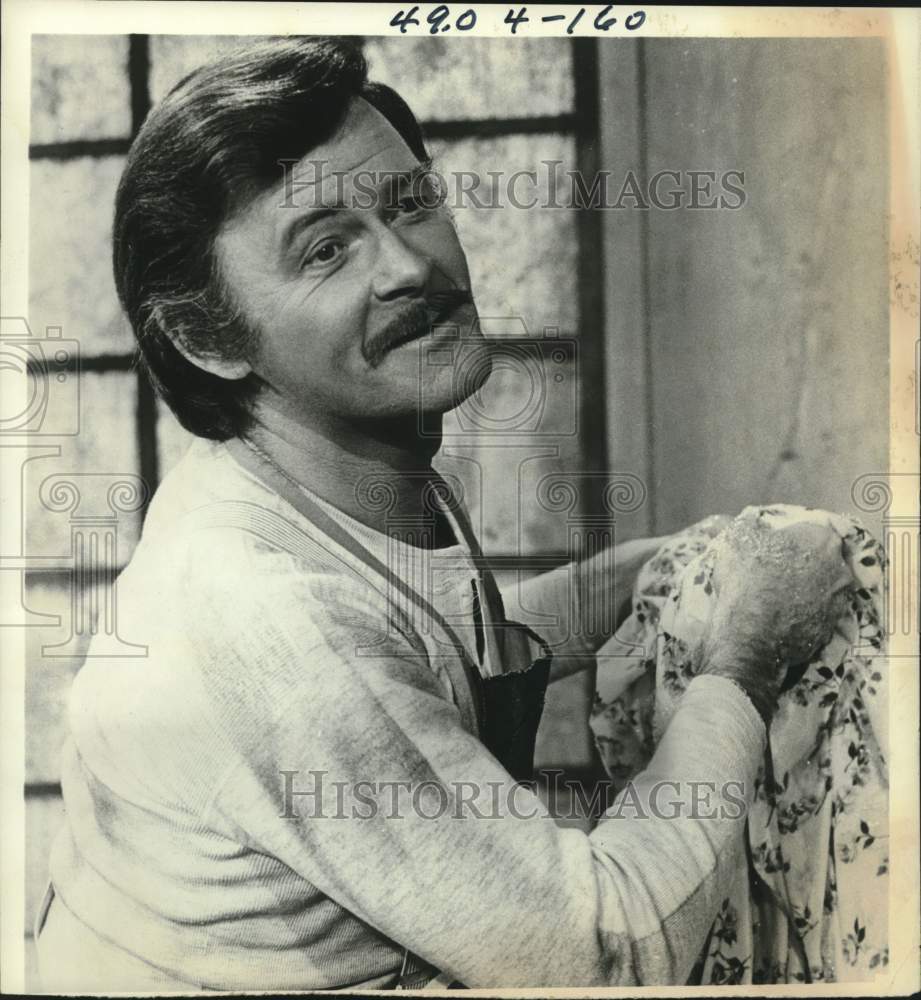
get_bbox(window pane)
[31,35,131,145]
[25,371,142,561]
[148,35,264,104]
[24,578,83,784]
[25,794,64,933]
[364,37,574,120]
[436,359,581,555]
[30,156,132,355]
[431,133,579,333]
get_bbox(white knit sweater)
[44,438,765,990]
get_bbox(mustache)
[363,288,473,368]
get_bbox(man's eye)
[303,238,345,267]
[396,178,447,216]
[397,197,426,215]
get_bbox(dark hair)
[113,37,430,440]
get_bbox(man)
[36,38,851,991]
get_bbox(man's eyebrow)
[280,205,345,257]
[278,157,436,257]
[378,156,433,198]
[390,157,436,192]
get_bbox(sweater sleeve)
[204,573,765,988]
[505,562,595,671]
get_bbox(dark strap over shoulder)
[479,626,553,784]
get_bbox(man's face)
[215,97,489,428]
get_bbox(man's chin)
[419,335,495,414]
[453,339,495,407]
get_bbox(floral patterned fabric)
[590,506,889,984]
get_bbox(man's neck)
[237,402,457,545]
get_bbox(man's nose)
[371,227,432,302]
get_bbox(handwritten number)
[567,7,586,34]
[504,7,529,34]
[390,4,642,35]
[625,9,647,30]
[428,4,451,33]
[593,4,617,30]
[389,6,421,33]
[456,8,477,30]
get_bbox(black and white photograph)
[1,2,918,994]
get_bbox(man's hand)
[697,510,853,725]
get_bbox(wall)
[601,38,889,538]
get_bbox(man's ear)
[171,334,253,381]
